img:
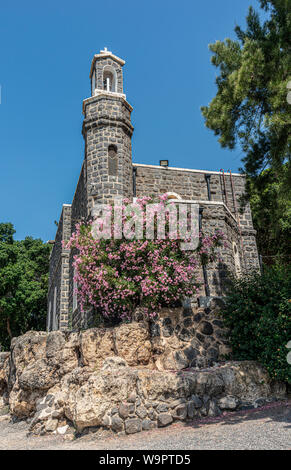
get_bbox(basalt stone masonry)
[48,48,260,332]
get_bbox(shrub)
[222,264,291,383]
[66,195,225,321]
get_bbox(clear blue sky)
[0,0,262,241]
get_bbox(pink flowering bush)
[65,195,225,321]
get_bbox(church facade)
[47,49,260,331]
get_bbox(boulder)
[125,418,142,434]
[80,328,115,369]
[157,413,173,427]
[62,368,138,432]
[113,323,152,367]
[1,326,287,437]
[218,395,240,410]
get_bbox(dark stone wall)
[83,94,133,211]
[134,165,260,273]
[69,93,134,329]
[47,205,71,331]
[134,300,231,370]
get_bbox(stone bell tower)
[82,48,134,212]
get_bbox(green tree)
[0,223,50,350]
[201,0,291,179]
[247,163,291,260]
[0,223,15,244]
[222,265,291,383]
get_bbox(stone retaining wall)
[0,324,287,438]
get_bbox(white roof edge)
[177,199,237,222]
[132,163,244,177]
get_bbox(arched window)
[232,241,241,277]
[165,192,182,200]
[103,66,116,92]
[108,145,118,176]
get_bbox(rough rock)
[0,352,9,405]
[102,357,128,370]
[111,415,124,432]
[80,328,115,369]
[45,418,58,432]
[142,419,156,430]
[218,395,240,410]
[119,401,135,420]
[136,406,147,419]
[113,323,152,367]
[57,425,69,435]
[125,418,142,434]
[157,413,173,427]
[0,325,287,437]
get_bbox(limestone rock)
[45,418,58,432]
[45,331,79,376]
[114,322,152,366]
[18,359,58,391]
[63,368,138,432]
[161,350,189,370]
[57,425,69,435]
[102,356,128,370]
[9,331,47,390]
[218,361,286,402]
[2,326,287,437]
[218,395,240,410]
[0,352,9,402]
[80,328,115,369]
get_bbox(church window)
[165,192,182,200]
[103,66,116,92]
[232,241,241,277]
[108,145,118,176]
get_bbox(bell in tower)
[90,47,126,99]
[82,48,133,212]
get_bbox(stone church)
[47,49,259,332]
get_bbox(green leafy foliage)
[201,0,291,180]
[247,163,291,260]
[0,223,50,350]
[222,264,291,383]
